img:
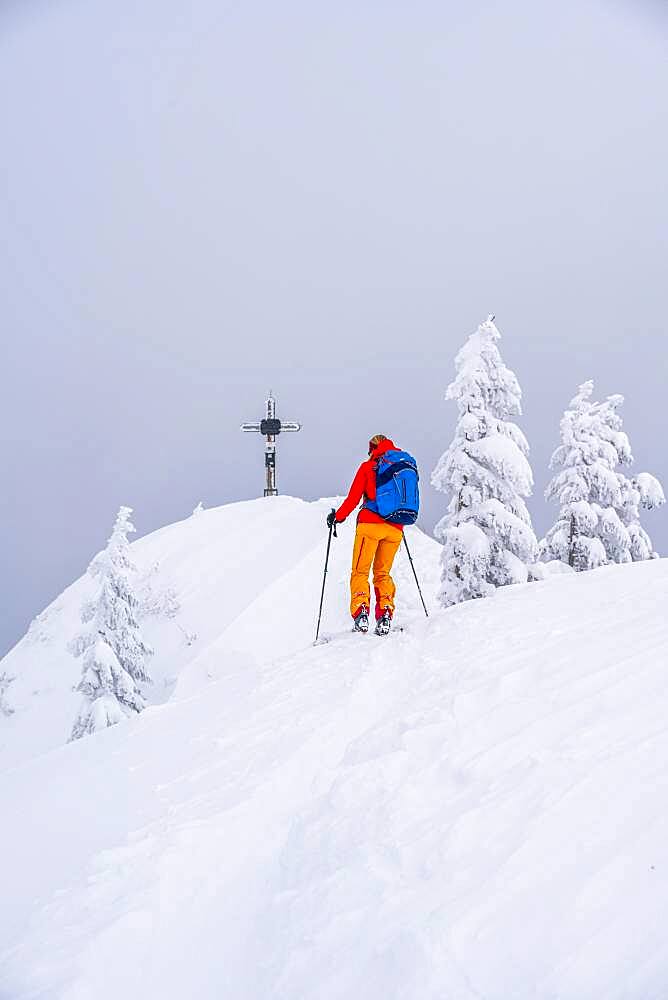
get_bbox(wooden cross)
[241,392,301,496]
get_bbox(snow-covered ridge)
[0,496,440,771]
[2,497,668,999]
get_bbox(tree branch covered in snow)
[431,316,538,606]
[69,507,153,740]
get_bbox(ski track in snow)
[1,498,668,999]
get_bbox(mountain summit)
[1,497,667,999]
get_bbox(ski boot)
[374,608,392,636]
[352,605,370,633]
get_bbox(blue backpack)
[364,449,420,525]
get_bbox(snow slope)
[1,496,437,770]
[2,498,668,999]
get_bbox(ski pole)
[315,509,337,643]
[403,532,429,618]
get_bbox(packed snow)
[2,496,668,999]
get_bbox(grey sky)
[1,0,666,656]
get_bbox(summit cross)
[240,392,301,496]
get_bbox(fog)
[1,0,666,654]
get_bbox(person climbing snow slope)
[327,435,420,635]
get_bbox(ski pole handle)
[327,508,338,538]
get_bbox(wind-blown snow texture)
[2,497,668,1000]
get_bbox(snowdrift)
[2,497,668,1000]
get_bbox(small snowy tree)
[542,384,664,568]
[70,506,153,740]
[616,473,665,561]
[431,315,538,606]
[70,637,144,739]
[136,561,181,620]
[541,383,626,569]
[0,672,15,717]
[598,397,665,561]
[26,607,58,645]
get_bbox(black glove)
[326,510,338,530]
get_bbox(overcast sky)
[1,0,666,656]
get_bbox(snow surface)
[2,497,668,999]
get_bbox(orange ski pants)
[349,521,402,619]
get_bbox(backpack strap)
[376,458,418,487]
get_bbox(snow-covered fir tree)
[70,638,145,739]
[541,383,664,568]
[597,394,665,561]
[70,506,153,740]
[616,473,665,561]
[431,315,538,606]
[541,383,627,569]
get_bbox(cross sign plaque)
[241,393,301,496]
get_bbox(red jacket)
[335,439,404,529]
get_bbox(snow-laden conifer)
[431,316,538,606]
[542,384,664,568]
[597,395,665,561]
[70,638,144,739]
[542,383,625,569]
[616,473,665,561]
[137,561,181,620]
[70,506,153,740]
